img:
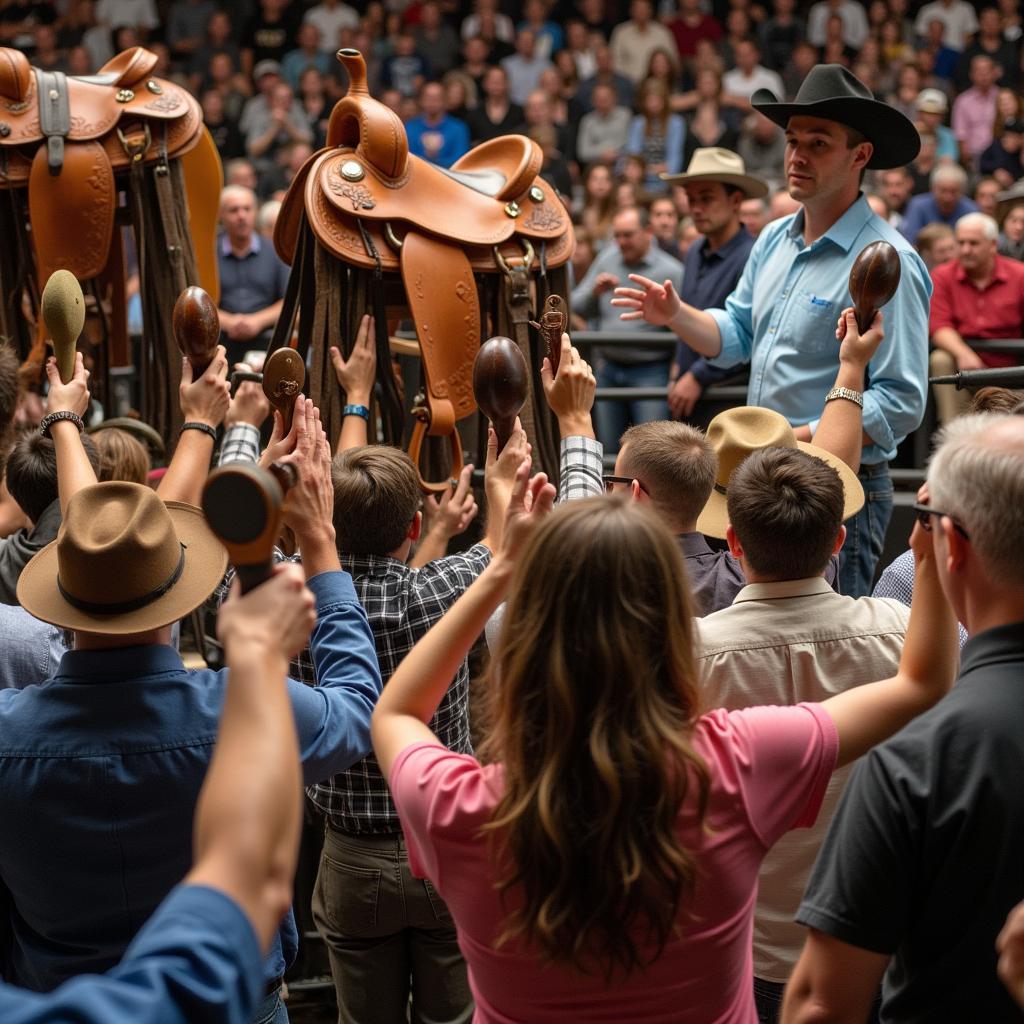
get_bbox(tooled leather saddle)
[0,46,222,436]
[272,48,573,488]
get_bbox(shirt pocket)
[789,290,838,355]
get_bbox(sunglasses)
[602,474,649,495]
[911,502,970,540]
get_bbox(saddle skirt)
[274,49,573,482]
[0,46,203,284]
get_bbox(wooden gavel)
[473,336,529,453]
[262,348,306,435]
[202,461,297,593]
[41,270,86,384]
[848,240,901,335]
[173,286,220,379]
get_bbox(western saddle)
[0,46,222,437]
[272,49,573,488]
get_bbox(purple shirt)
[952,86,998,157]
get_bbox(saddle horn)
[326,49,408,179]
[41,270,85,384]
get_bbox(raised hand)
[226,365,271,429]
[330,314,377,405]
[611,274,683,326]
[259,401,303,470]
[541,333,596,438]
[45,352,90,418]
[279,397,335,560]
[835,307,885,369]
[179,345,230,428]
[496,457,557,566]
[217,562,316,662]
[423,463,478,542]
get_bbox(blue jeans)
[594,357,671,453]
[252,986,288,1024]
[839,462,893,598]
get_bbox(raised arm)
[157,348,231,506]
[372,461,556,777]
[187,563,315,951]
[821,520,958,767]
[410,462,479,567]
[330,313,377,453]
[44,354,98,515]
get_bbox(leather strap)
[407,414,464,494]
[35,70,69,175]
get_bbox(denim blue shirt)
[708,194,932,464]
[674,227,755,388]
[897,192,978,245]
[0,885,261,1024]
[0,570,382,992]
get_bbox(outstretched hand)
[496,457,557,566]
[179,345,230,427]
[835,308,884,368]
[611,274,682,327]
[541,333,596,436]
[330,313,377,404]
[259,400,303,469]
[423,462,478,541]
[45,352,90,417]
[279,397,333,545]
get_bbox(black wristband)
[180,421,218,441]
[39,410,84,438]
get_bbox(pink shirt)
[389,703,838,1024]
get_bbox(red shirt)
[929,255,1024,367]
[668,13,722,57]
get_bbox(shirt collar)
[732,576,834,603]
[699,225,752,263]
[957,621,1024,680]
[952,255,1009,285]
[55,644,185,682]
[787,193,873,254]
[678,531,716,557]
[220,233,261,257]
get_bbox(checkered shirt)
[556,435,604,503]
[304,545,491,833]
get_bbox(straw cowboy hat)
[661,147,768,198]
[18,482,228,635]
[751,64,920,169]
[696,406,865,539]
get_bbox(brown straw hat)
[696,406,865,539]
[660,147,768,198]
[17,482,228,635]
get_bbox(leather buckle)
[117,123,151,163]
[493,239,535,278]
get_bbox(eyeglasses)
[911,502,970,540]
[602,474,648,494]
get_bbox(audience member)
[722,38,785,110]
[877,165,916,231]
[951,54,999,165]
[914,88,959,163]
[304,0,359,53]
[578,162,617,246]
[736,112,786,187]
[577,42,635,111]
[240,0,298,77]
[662,148,764,420]
[573,206,684,450]
[974,174,1003,218]
[898,163,977,244]
[915,221,957,269]
[668,0,722,60]
[576,83,631,168]
[625,80,689,193]
[406,80,470,167]
[784,412,1024,1024]
[740,195,769,236]
[759,0,805,73]
[999,202,1024,261]
[807,0,869,51]
[610,0,679,84]
[928,212,1024,423]
[381,32,430,97]
[500,28,551,106]
[649,195,682,260]
[981,118,1024,188]
[677,69,741,151]
[215,185,289,365]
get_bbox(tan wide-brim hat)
[661,147,769,199]
[18,482,228,635]
[696,406,865,539]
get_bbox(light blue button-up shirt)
[707,194,932,464]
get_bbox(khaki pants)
[930,349,972,425]
[313,827,473,1024]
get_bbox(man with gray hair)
[929,211,1024,423]
[898,162,978,244]
[783,412,1024,1024]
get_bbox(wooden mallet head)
[848,240,901,335]
[41,270,85,384]
[172,286,220,379]
[262,348,306,435]
[202,461,297,593]
[473,336,529,453]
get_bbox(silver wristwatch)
[825,386,864,408]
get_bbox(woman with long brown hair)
[372,461,955,1021]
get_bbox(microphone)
[40,270,85,384]
[929,366,1024,390]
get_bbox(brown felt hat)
[17,482,228,635]
[696,406,864,539]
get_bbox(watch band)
[343,403,370,421]
[39,410,84,438]
[180,421,218,441]
[825,386,864,408]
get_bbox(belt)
[264,974,285,998]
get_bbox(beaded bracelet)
[39,410,84,438]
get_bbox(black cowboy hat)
[752,65,920,170]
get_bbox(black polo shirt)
[217,235,289,317]
[797,622,1024,1023]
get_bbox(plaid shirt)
[556,435,603,502]
[218,424,261,466]
[303,545,491,833]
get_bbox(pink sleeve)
[388,741,494,885]
[701,703,838,850]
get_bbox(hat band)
[56,543,187,616]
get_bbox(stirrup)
[408,409,464,494]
